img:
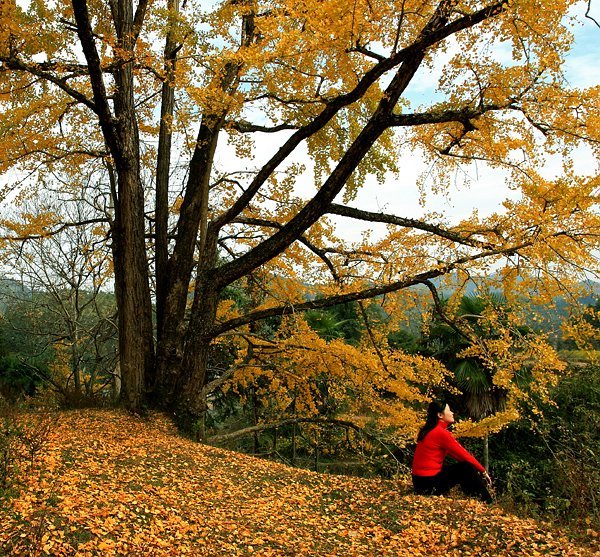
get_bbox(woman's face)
[438,404,455,424]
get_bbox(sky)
[331,3,600,241]
[2,1,599,243]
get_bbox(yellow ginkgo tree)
[0,0,599,435]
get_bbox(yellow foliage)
[226,314,451,433]
[452,407,520,438]
[0,0,598,443]
[0,210,59,237]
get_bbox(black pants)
[412,462,493,503]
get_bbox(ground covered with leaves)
[1,409,598,556]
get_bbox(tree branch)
[231,216,340,281]
[327,203,494,248]
[208,416,375,445]
[210,239,535,338]
[71,0,120,157]
[586,0,600,28]
[418,279,475,343]
[358,301,390,374]
[0,56,97,112]
[132,0,149,44]
[385,102,515,128]
[0,218,110,241]
[226,120,300,133]
[212,1,509,237]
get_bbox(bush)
[490,364,600,529]
[0,355,48,403]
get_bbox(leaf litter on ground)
[1,409,598,556]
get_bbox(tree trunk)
[71,0,154,413]
[110,1,154,412]
[112,166,154,412]
[167,222,220,431]
[154,0,179,352]
[483,434,489,471]
[153,13,255,409]
[154,116,224,407]
[252,386,258,453]
[173,274,219,438]
[112,361,121,403]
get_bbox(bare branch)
[348,42,386,62]
[358,301,390,374]
[586,0,600,28]
[226,120,300,133]
[208,416,374,445]
[386,102,515,128]
[327,203,494,249]
[418,279,474,343]
[132,0,149,43]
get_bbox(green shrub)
[490,364,600,529]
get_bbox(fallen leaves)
[0,409,597,556]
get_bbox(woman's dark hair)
[417,399,448,442]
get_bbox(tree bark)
[109,0,154,411]
[483,435,490,471]
[70,0,154,412]
[155,0,179,353]
[154,116,224,407]
[174,246,220,436]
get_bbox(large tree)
[1,0,598,433]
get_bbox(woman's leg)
[412,474,436,495]
[435,462,493,502]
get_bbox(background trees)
[490,362,600,526]
[0,0,598,439]
[0,192,117,404]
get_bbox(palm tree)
[421,293,525,468]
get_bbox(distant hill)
[0,278,32,314]
[405,276,600,340]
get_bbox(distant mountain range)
[0,278,32,313]
[2,275,598,342]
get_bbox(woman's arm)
[440,429,486,473]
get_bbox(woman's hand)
[482,471,492,487]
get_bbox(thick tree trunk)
[110,1,154,412]
[153,14,256,408]
[112,168,154,412]
[72,0,154,413]
[173,269,220,438]
[111,135,154,410]
[154,116,224,407]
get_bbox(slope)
[0,409,597,556]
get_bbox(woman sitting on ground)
[411,400,493,503]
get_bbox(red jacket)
[411,420,486,476]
